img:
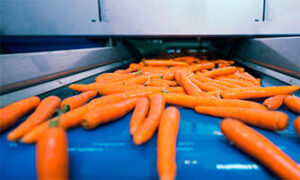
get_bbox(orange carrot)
[221,86,299,99]
[123,75,161,85]
[284,95,300,114]
[146,79,169,88]
[163,93,266,110]
[37,122,68,180]
[263,95,286,110]
[82,98,137,130]
[157,107,180,180]
[133,94,165,145]
[95,72,138,83]
[144,60,189,66]
[221,118,300,179]
[179,71,202,96]
[191,62,215,71]
[7,96,61,141]
[95,73,120,82]
[294,116,300,137]
[205,81,229,91]
[217,77,256,87]
[21,105,88,144]
[151,78,177,86]
[0,96,40,132]
[195,106,288,130]
[69,83,143,94]
[235,72,260,86]
[61,91,97,112]
[202,66,237,78]
[130,98,150,135]
[190,77,221,92]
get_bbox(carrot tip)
[81,120,90,129]
[62,104,70,113]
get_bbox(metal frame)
[0,47,133,93]
[235,58,300,86]
[0,59,134,107]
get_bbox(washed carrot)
[7,96,61,141]
[61,91,97,112]
[163,93,266,110]
[221,86,299,99]
[217,77,255,87]
[130,98,150,135]
[213,60,234,64]
[95,73,120,82]
[143,71,174,81]
[144,60,189,66]
[36,121,68,180]
[82,98,137,130]
[211,79,242,88]
[218,63,230,68]
[133,94,165,145]
[263,95,286,110]
[157,107,180,180]
[294,116,300,137]
[151,78,177,86]
[205,81,229,91]
[146,79,169,88]
[69,83,143,94]
[21,105,89,144]
[95,72,139,83]
[235,72,260,86]
[195,106,288,130]
[202,66,237,78]
[284,95,300,114]
[123,75,161,85]
[190,77,221,92]
[179,71,202,96]
[191,62,215,71]
[221,118,300,179]
[0,96,40,132]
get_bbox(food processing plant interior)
[0,0,300,179]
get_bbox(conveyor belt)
[0,69,299,180]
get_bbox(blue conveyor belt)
[0,71,299,180]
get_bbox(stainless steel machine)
[0,1,299,179]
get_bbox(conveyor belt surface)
[0,71,299,180]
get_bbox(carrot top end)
[62,104,70,113]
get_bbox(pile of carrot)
[0,54,300,180]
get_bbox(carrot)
[157,107,180,180]
[235,72,260,86]
[95,72,139,83]
[191,62,215,71]
[213,60,233,64]
[217,78,256,87]
[82,98,137,130]
[221,86,299,99]
[167,87,186,94]
[218,63,230,68]
[205,81,229,91]
[0,96,40,132]
[221,118,300,179]
[61,91,97,112]
[7,96,61,141]
[133,94,165,145]
[195,106,288,130]
[190,77,221,91]
[202,66,237,78]
[151,78,177,86]
[294,116,300,137]
[36,121,68,180]
[95,73,120,82]
[163,93,266,110]
[69,83,143,94]
[143,71,174,81]
[130,98,150,135]
[284,95,300,114]
[123,75,161,85]
[179,71,202,96]
[146,79,169,88]
[211,79,242,88]
[144,60,189,66]
[263,95,286,110]
[21,105,88,144]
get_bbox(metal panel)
[1,0,265,35]
[0,47,133,92]
[0,60,134,107]
[234,37,300,77]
